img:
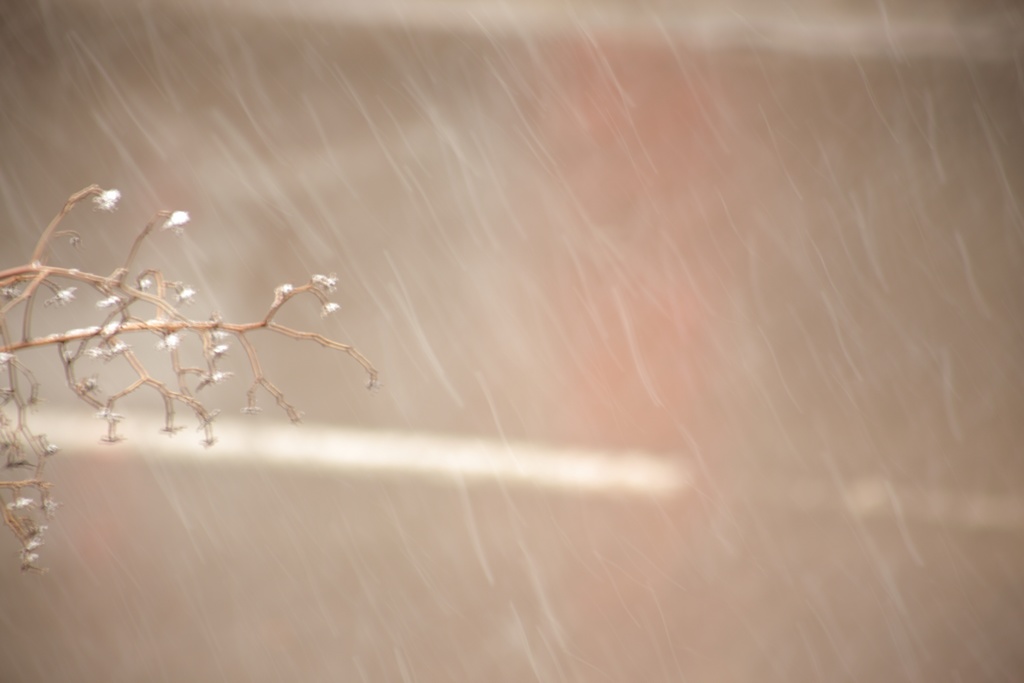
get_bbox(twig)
[0,186,378,571]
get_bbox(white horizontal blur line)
[219,1,1021,60]
[753,476,1024,531]
[46,413,690,496]
[842,478,1024,531]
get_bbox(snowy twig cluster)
[0,185,378,572]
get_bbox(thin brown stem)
[29,185,102,265]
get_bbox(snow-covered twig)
[0,186,378,572]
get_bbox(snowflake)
[44,287,77,307]
[158,333,181,351]
[312,273,338,293]
[95,408,124,423]
[198,370,233,390]
[176,286,197,305]
[93,188,121,211]
[96,296,121,308]
[87,340,130,361]
[163,210,190,232]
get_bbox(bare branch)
[1,186,378,571]
[29,184,103,265]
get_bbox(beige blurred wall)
[1,1,1021,490]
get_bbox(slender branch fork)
[1,185,378,572]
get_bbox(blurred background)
[1,0,1022,680]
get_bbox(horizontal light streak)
[45,413,690,496]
